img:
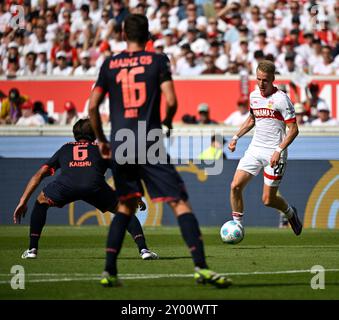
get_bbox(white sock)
[232,212,244,224]
[284,206,294,219]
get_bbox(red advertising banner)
[0,77,338,122]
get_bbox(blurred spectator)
[89,0,102,28]
[224,98,249,126]
[2,42,21,75]
[206,17,224,43]
[18,51,39,76]
[6,54,20,78]
[51,32,79,68]
[295,31,314,68]
[176,50,204,76]
[312,45,336,75]
[95,41,112,70]
[27,25,50,57]
[108,23,127,55]
[73,51,96,75]
[251,49,265,75]
[316,16,336,47]
[178,27,210,56]
[109,0,129,26]
[82,94,110,124]
[223,13,244,54]
[154,39,165,54]
[253,29,279,58]
[311,104,339,126]
[70,4,94,49]
[33,101,54,124]
[293,102,309,126]
[262,10,283,48]
[201,55,224,74]
[230,36,252,70]
[177,3,207,37]
[182,114,197,124]
[162,29,179,63]
[16,100,46,126]
[35,47,52,75]
[196,103,218,124]
[58,101,79,125]
[45,8,59,43]
[0,88,28,124]
[281,1,307,33]
[224,60,239,75]
[93,9,115,48]
[246,5,262,37]
[198,134,227,160]
[0,90,7,114]
[210,40,229,72]
[52,51,73,75]
[308,38,324,73]
[304,83,329,122]
[0,0,337,83]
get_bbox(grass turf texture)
[0,226,338,300]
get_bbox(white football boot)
[140,249,159,260]
[21,248,37,259]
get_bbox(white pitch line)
[0,269,339,284]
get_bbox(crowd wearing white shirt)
[0,0,337,78]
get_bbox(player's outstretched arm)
[270,122,299,167]
[88,88,112,159]
[228,114,255,152]
[13,166,50,224]
[161,80,178,137]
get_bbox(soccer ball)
[220,221,244,244]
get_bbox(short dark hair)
[73,118,96,142]
[123,14,149,45]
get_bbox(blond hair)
[257,60,276,75]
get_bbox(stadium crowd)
[0,0,338,126]
[0,0,337,77]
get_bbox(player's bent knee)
[168,199,192,216]
[231,181,243,193]
[118,198,139,215]
[37,192,50,205]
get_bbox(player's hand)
[13,202,27,224]
[228,139,237,152]
[138,199,147,211]
[162,119,172,138]
[98,141,112,160]
[270,151,281,168]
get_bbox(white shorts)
[237,146,287,187]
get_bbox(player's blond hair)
[257,60,276,75]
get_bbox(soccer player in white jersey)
[228,60,302,235]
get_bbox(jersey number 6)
[73,145,88,161]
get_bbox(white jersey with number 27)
[249,87,296,150]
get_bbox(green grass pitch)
[0,226,338,300]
